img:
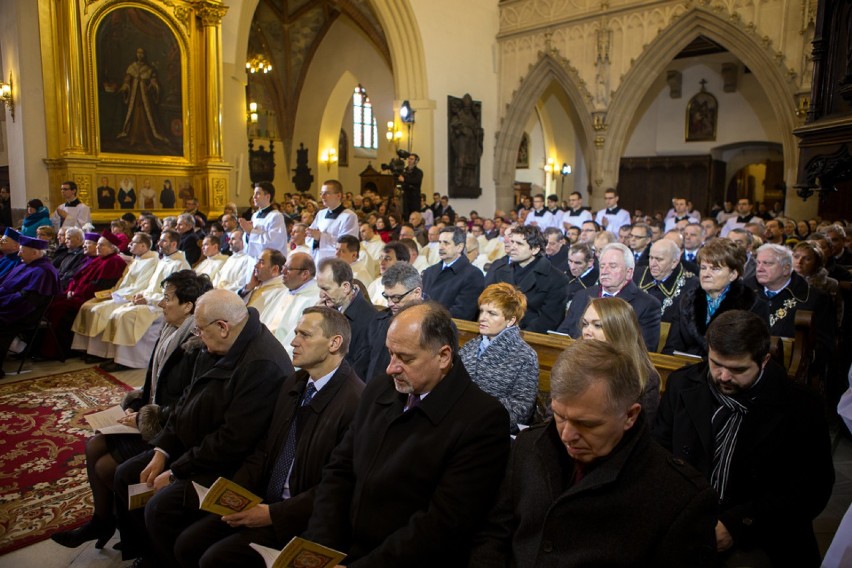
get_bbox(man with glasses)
[51,180,91,231]
[308,179,359,263]
[240,181,288,259]
[71,232,159,361]
[628,223,653,268]
[579,220,601,244]
[96,230,191,370]
[114,289,292,566]
[271,252,321,358]
[364,262,423,382]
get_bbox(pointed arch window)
[353,84,378,150]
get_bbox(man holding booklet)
[173,306,363,567]
[112,289,293,566]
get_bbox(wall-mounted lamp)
[386,121,402,149]
[0,74,14,122]
[543,157,555,173]
[560,163,572,199]
[320,148,338,170]
[248,102,259,124]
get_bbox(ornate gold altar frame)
[38,0,230,224]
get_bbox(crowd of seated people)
[4,181,851,564]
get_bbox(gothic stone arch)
[601,8,798,195]
[494,53,596,213]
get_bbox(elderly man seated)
[0,235,60,376]
[634,238,698,323]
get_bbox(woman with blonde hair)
[580,296,661,421]
[460,282,539,434]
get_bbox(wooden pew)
[454,314,814,401]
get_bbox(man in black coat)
[653,311,834,567]
[557,243,661,351]
[542,227,569,274]
[398,153,423,218]
[304,302,509,567]
[113,290,292,564]
[487,225,568,333]
[363,262,423,382]
[315,258,376,379]
[470,340,717,567]
[421,226,484,321]
[565,242,598,308]
[174,307,363,567]
[634,239,698,323]
[176,213,202,266]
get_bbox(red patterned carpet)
[0,367,131,555]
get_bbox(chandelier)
[246,55,272,74]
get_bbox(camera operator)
[398,152,423,219]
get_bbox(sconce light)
[320,148,338,170]
[248,101,259,124]
[246,55,272,74]
[0,74,14,122]
[386,120,402,148]
[543,158,555,173]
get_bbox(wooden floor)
[1,357,851,567]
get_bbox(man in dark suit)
[543,227,569,273]
[628,223,653,269]
[565,242,598,308]
[176,213,202,266]
[557,243,661,350]
[488,225,568,333]
[653,311,834,567]
[316,258,376,380]
[421,226,484,321]
[634,239,698,323]
[363,262,423,382]
[173,307,364,567]
[304,302,510,566]
[470,340,717,566]
[114,290,291,564]
[484,226,515,287]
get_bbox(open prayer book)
[85,405,140,435]
[192,477,262,516]
[250,538,345,568]
[128,483,155,510]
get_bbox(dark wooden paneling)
[618,155,725,217]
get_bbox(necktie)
[686,252,695,262]
[265,382,317,502]
[766,290,779,298]
[404,393,421,412]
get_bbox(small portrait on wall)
[96,7,183,156]
[96,175,117,210]
[517,132,530,169]
[159,178,177,209]
[117,175,137,209]
[685,79,718,142]
[138,177,157,210]
[177,178,195,208]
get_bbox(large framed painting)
[95,7,183,156]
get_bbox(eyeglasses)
[191,319,224,336]
[283,266,307,272]
[629,234,649,240]
[382,288,416,304]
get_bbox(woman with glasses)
[663,238,767,357]
[52,270,212,550]
[459,283,539,434]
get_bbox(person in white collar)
[51,180,92,230]
[213,229,254,293]
[240,182,288,259]
[563,191,592,231]
[663,197,699,232]
[238,248,287,309]
[524,193,554,231]
[272,252,321,357]
[194,235,228,280]
[595,188,631,236]
[308,180,359,264]
[289,222,313,255]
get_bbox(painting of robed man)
[96,7,183,156]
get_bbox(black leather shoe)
[50,516,115,549]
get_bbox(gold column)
[58,0,86,153]
[195,1,228,161]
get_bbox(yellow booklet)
[192,477,262,516]
[249,537,346,568]
[128,482,154,510]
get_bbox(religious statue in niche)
[96,7,183,156]
[291,143,314,193]
[685,79,718,142]
[448,94,484,198]
[516,132,529,169]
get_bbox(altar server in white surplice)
[308,180,359,264]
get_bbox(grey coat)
[459,326,539,434]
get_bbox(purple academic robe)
[0,256,60,325]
